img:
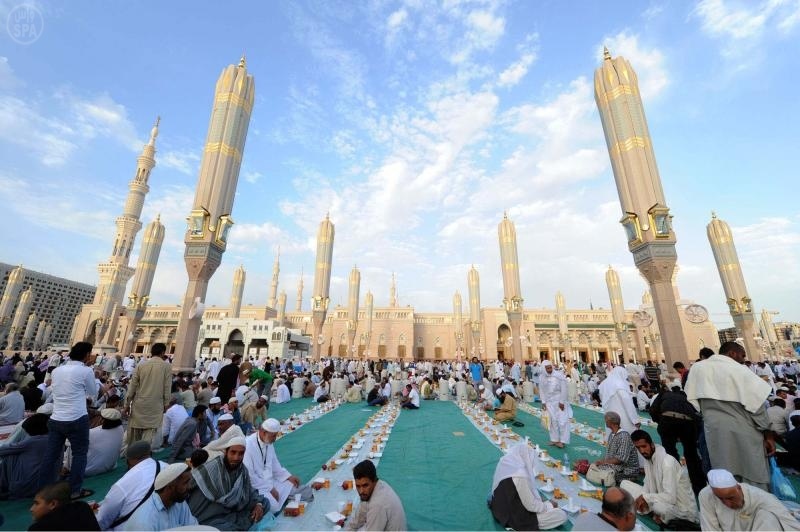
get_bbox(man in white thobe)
[203,413,244,460]
[539,360,571,447]
[243,418,313,510]
[699,469,800,531]
[274,379,291,404]
[622,430,698,526]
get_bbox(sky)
[0,0,798,330]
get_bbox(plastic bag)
[770,456,798,502]
[540,410,550,430]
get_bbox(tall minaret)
[707,212,761,359]
[42,323,52,350]
[276,290,287,324]
[606,265,632,360]
[94,118,160,341]
[268,247,280,308]
[555,291,571,361]
[173,57,255,371]
[453,290,464,354]
[389,273,398,307]
[468,266,482,359]
[230,265,246,319]
[0,265,24,338]
[34,319,46,350]
[498,212,524,363]
[760,308,778,352]
[7,288,33,348]
[594,48,688,367]
[295,269,304,312]
[122,215,165,355]
[347,266,361,355]
[311,214,335,360]
[22,311,37,349]
[364,290,374,356]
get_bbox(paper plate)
[335,459,347,465]
[325,511,346,523]
[562,505,580,515]
[539,484,554,493]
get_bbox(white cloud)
[69,92,142,151]
[386,8,409,46]
[0,95,78,166]
[466,10,505,48]
[599,31,669,100]
[243,170,263,184]
[159,149,200,175]
[0,56,20,90]
[497,53,536,87]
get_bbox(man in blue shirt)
[469,357,484,393]
[125,463,197,531]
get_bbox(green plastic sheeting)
[378,401,505,531]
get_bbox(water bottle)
[563,453,570,472]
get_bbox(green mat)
[267,396,315,421]
[378,401,504,531]
[528,401,661,444]
[273,402,374,483]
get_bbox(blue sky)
[0,0,798,329]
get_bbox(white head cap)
[542,360,553,368]
[224,436,246,449]
[154,463,189,490]
[218,413,234,422]
[209,397,221,405]
[262,418,281,432]
[707,469,737,489]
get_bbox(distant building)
[0,262,96,348]
[717,327,739,345]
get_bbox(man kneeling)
[621,430,698,528]
[489,443,567,530]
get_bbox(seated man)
[244,419,313,510]
[162,399,189,447]
[621,430,699,527]
[0,426,48,498]
[313,379,330,403]
[0,383,25,426]
[593,412,640,486]
[776,415,800,471]
[125,462,197,530]
[399,384,420,409]
[203,413,245,461]
[169,405,208,464]
[302,379,316,398]
[28,481,100,531]
[767,397,789,442]
[240,395,268,434]
[274,379,291,404]
[347,460,406,531]
[572,487,637,531]
[367,384,386,407]
[67,408,125,478]
[494,387,517,422]
[420,378,434,400]
[96,441,167,531]
[699,468,800,531]
[344,382,363,403]
[489,443,567,530]
[187,437,268,530]
[636,385,651,412]
[477,384,494,411]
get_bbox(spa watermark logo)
[7,4,43,45]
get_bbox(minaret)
[94,117,160,341]
[295,269,304,312]
[594,48,688,367]
[468,266,482,359]
[498,212,524,362]
[389,273,398,307]
[34,319,46,350]
[365,290,373,356]
[761,308,778,352]
[311,214,335,360]
[347,266,361,355]
[453,290,464,354]
[22,311,37,349]
[173,56,255,371]
[606,266,632,360]
[7,288,33,348]
[268,247,280,308]
[0,265,24,337]
[707,212,761,359]
[42,323,53,350]
[555,292,571,361]
[230,265,246,319]
[276,290,287,324]
[122,215,165,356]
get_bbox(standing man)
[216,355,241,404]
[539,360,571,448]
[469,357,483,394]
[125,343,172,447]
[243,418,312,510]
[684,341,774,491]
[347,460,406,531]
[38,342,98,500]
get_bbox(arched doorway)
[497,324,511,360]
[224,329,245,358]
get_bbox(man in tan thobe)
[125,342,172,446]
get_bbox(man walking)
[125,343,172,447]
[38,342,98,500]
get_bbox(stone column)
[230,265,245,319]
[276,291,287,325]
[498,214,524,363]
[347,266,360,354]
[311,215,335,360]
[468,266,482,360]
[7,288,32,349]
[0,265,24,339]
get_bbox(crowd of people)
[1,340,799,531]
